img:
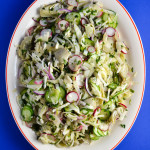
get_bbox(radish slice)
[81,18,88,26]
[93,107,101,116]
[118,103,127,109]
[106,27,116,37]
[34,80,43,85]
[67,0,78,7]
[68,55,82,72]
[66,91,79,103]
[28,26,36,36]
[41,29,52,38]
[97,11,103,17]
[39,19,48,27]
[58,20,69,31]
[76,125,83,131]
[76,74,84,87]
[85,77,93,97]
[87,46,96,53]
[121,49,127,54]
[33,90,45,95]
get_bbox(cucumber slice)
[66,12,81,24]
[20,88,28,96]
[93,127,108,137]
[90,133,100,140]
[99,109,111,121]
[102,101,112,109]
[102,13,109,22]
[21,105,33,122]
[45,88,60,104]
[28,79,35,85]
[80,108,93,115]
[84,39,94,47]
[108,83,118,89]
[93,127,101,136]
[59,86,66,99]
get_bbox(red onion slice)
[33,90,45,95]
[59,9,72,12]
[27,26,36,36]
[85,77,93,97]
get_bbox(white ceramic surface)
[6,0,145,150]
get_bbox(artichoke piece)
[40,3,63,17]
[54,48,71,64]
[18,36,33,60]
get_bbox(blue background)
[0,0,149,149]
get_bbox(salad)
[17,0,135,147]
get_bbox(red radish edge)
[121,49,127,54]
[58,20,69,31]
[106,27,116,37]
[81,18,88,27]
[93,107,101,116]
[76,125,83,131]
[99,40,103,44]
[25,122,32,128]
[66,91,79,103]
[67,0,78,7]
[85,77,93,97]
[87,46,96,53]
[75,74,84,88]
[68,55,83,72]
[118,103,127,109]
[97,11,103,17]
[34,80,43,85]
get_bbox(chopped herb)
[63,59,67,65]
[60,24,63,27]
[129,99,131,105]
[130,89,134,93]
[131,67,134,72]
[49,115,55,120]
[109,54,114,58]
[96,56,100,63]
[77,60,81,65]
[120,124,126,128]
